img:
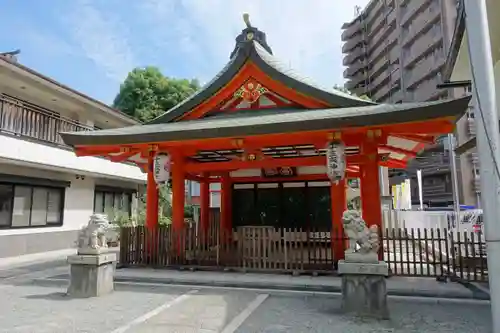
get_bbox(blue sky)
[1,0,369,105]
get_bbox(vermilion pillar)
[331,179,347,262]
[360,140,383,259]
[200,174,210,230]
[220,174,232,232]
[171,153,185,231]
[146,152,159,229]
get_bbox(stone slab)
[341,274,389,319]
[67,252,117,266]
[338,260,389,276]
[77,247,109,256]
[67,261,115,298]
[344,252,379,263]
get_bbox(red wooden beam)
[379,145,417,158]
[381,158,407,169]
[109,151,139,162]
[391,134,435,145]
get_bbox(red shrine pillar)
[360,139,383,260]
[146,151,159,229]
[200,173,210,231]
[331,179,347,262]
[220,174,232,234]
[171,153,185,231]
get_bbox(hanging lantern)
[153,153,171,184]
[326,141,346,184]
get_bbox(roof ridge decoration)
[147,15,376,125]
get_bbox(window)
[0,184,64,228]
[94,188,133,216]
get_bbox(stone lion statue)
[342,210,380,255]
[76,214,110,255]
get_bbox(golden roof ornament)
[243,13,252,28]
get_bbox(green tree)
[113,66,201,123]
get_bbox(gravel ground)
[0,266,493,333]
[238,294,492,333]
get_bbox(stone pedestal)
[67,252,117,298]
[338,260,389,319]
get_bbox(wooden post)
[146,151,159,229]
[360,139,383,260]
[200,174,210,230]
[171,153,185,231]
[331,179,347,262]
[220,174,232,234]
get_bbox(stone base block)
[338,260,389,276]
[67,253,116,298]
[341,274,389,319]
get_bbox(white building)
[442,0,500,206]
[0,53,146,258]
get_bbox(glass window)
[307,186,331,231]
[31,187,48,226]
[12,186,32,227]
[282,187,307,229]
[0,185,13,227]
[0,184,64,228]
[47,189,62,225]
[94,189,133,216]
[232,188,255,228]
[255,188,280,227]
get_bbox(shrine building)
[60,16,470,262]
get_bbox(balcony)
[402,7,441,47]
[343,47,365,65]
[341,19,363,41]
[406,56,445,89]
[342,34,364,53]
[403,31,442,68]
[343,61,365,77]
[0,95,92,147]
[345,75,366,90]
[370,28,399,64]
[401,0,432,26]
[0,95,145,182]
[365,0,385,29]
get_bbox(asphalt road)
[0,263,493,333]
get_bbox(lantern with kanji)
[153,153,171,185]
[326,141,346,184]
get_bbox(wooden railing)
[0,95,92,146]
[119,223,488,282]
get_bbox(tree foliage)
[113,66,201,123]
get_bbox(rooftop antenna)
[355,5,361,16]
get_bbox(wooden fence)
[119,224,488,282]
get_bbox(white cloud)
[139,0,370,87]
[64,0,136,82]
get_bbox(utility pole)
[463,1,500,332]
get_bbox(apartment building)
[341,0,461,207]
[0,52,146,258]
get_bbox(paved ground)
[0,262,493,333]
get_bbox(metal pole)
[464,1,500,332]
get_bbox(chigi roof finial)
[243,13,252,28]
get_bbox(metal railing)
[0,95,92,146]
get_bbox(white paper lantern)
[153,154,171,184]
[326,141,346,184]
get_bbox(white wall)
[0,163,138,236]
[0,134,146,183]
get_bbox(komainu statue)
[342,210,380,255]
[76,214,110,255]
